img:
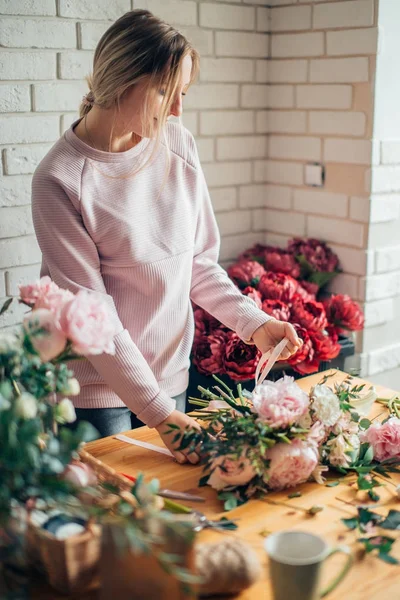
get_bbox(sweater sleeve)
[189,159,271,343]
[31,169,175,427]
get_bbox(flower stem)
[11,378,21,396]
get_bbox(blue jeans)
[74,391,187,438]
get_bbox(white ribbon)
[254,337,289,387]
[115,434,174,457]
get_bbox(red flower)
[264,248,301,279]
[227,260,266,289]
[223,331,261,381]
[323,294,364,333]
[288,238,340,273]
[298,281,319,298]
[242,286,263,309]
[262,299,290,321]
[192,330,227,375]
[290,296,327,332]
[193,306,221,343]
[238,243,269,264]
[258,272,298,303]
[310,329,341,361]
[287,325,320,375]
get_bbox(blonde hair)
[79,9,199,174]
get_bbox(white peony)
[15,393,38,420]
[311,385,341,427]
[66,378,80,396]
[56,398,76,424]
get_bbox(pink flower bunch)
[360,417,400,462]
[265,439,318,490]
[252,375,309,429]
[20,277,116,362]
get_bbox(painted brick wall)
[0,0,268,331]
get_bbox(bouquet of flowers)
[192,238,364,378]
[0,276,117,524]
[177,374,400,514]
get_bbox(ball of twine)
[195,537,262,597]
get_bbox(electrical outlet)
[305,163,324,187]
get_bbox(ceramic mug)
[264,530,353,600]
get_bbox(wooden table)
[29,370,400,599]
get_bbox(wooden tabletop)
[29,370,400,599]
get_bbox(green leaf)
[359,418,372,430]
[199,474,210,487]
[368,490,380,502]
[219,493,238,512]
[288,492,302,498]
[380,510,400,530]
[378,552,399,565]
[363,445,374,465]
[326,481,340,487]
[341,517,358,530]
[0,297,13,316]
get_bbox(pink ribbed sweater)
[31,120,270,427]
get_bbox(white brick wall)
[0,0,270,321]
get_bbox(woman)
[32,10,301,463]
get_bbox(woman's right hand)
[155,410,201,465]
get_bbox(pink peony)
[252,375,309,429]
[227,260,266,289]
[192,330,227,375]
[35,287,74,317]
[19,276,59,307]
[360,417,400,462]
[23,308,67,362]
[265,439,318,490]
[208,452,256,491]
[19,276,74,318]
[58,290,116,355]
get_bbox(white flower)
[15,393,38,420]
[312,464,329,485]
[311,385,341,427]
[66,378,80,396]
[56,398,76,424]
[327,432,360,468]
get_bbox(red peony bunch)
[192,238,364,379]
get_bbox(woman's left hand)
[252,319,302,361]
